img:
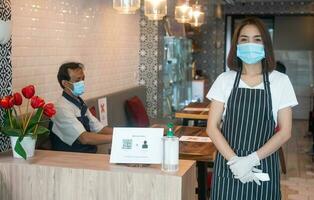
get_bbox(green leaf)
[25,108,43,134]
[14,138,27,160]
[1,127,22,137]
[3,109,11,127]
[11,117,22,129]
[2,109,23,130]
[35,126,50,135]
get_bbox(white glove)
[228,155,241,163]
[227,152,260,179]
[238,167,262,185]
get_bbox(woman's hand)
[237,168,262,185]
[227,152,260,178]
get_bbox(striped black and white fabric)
[211,70,280,200]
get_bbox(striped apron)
[210,70,280,200]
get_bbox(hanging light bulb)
[113,0,140,14]
[189,2,204,27]
[175,1,192,23]
[215,0,222,19]
[144,0,167,20]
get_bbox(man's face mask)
[236,43,265,64]
[69,80,85,96]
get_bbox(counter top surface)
[0,150,195,177]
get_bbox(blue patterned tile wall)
[139,5,160,118]
[192,1,226,85]
[0,0,12,152]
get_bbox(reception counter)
[0,150,196,200]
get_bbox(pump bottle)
[161,123,179,172]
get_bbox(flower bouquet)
[0,85,56,159]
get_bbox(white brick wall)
[11,0,140,107]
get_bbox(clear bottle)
[161,123,179,172]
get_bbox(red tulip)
[30,96,45,108]
[0,96,14,109]
[43,103,56,118]
[13,92,23,106]
[9,96,15,107]
[22,85,35,99]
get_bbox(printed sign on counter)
[110,128,163,164]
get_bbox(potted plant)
[0,85,56,159]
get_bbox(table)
[154,124,216,200]
[175,126,215,200]
[175,103,212,199]
[175,102,210,126]
[0,150,196,200]
[175,103,211,199]
[174,126,216,162]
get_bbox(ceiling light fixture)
[189,1,204,27]
[175,1,192,23]
[144,0,167,20]
[113,0,140,14]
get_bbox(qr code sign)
[122,139,132,149]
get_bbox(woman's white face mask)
[0,20,12,44]
[237,43,265,64]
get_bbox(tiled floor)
[281,120,314,200]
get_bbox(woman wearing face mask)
[206,17,298,199]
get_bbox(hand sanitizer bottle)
[161,123,179,172]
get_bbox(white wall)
[11,0,140,108]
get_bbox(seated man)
[50,62,112,153]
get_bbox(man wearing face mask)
[49,62,112,153]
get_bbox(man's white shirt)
[51,95,104,145]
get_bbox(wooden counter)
[0,150,196,200]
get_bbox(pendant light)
[215,0,222,19]
[189,2,204,27]
[113,0,140,14]
[144,0,167,20]
[175,1,192,23]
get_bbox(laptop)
[109,127,164,164]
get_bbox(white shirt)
[51,95,104,146]
[206,70,298,125]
